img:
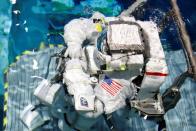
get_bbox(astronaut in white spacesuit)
[21,12,168,131]
[62,11,168,129]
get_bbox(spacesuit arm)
[137,21,168,100]
[63,59,104,118]
[64,19,91,58]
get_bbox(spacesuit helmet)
[90,12,106,33]
[91,12,105,23]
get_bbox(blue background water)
[0,0,196,130]
[7,0,196,64]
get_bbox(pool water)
[7,0,196,63]
[0,0,196,130]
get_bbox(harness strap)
[103,114,117,131]
[64,113,80,131]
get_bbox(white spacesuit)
[21,12,168,131]
[62,11,168,128]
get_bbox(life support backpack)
[106,21,145,54]
[94,20,145,72]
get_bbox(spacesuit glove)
[64,43,82,58]
[94,75,136,114]
[94,49,111,64]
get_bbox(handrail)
[170,0,196,79]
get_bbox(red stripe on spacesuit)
[145,72,168,76]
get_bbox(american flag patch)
[101,75,123,96]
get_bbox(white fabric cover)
[107,24,142,46]
[34,80,61,105]
[20,104,45,131]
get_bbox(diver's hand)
[94,75,136,114]
[94,50,111,64]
